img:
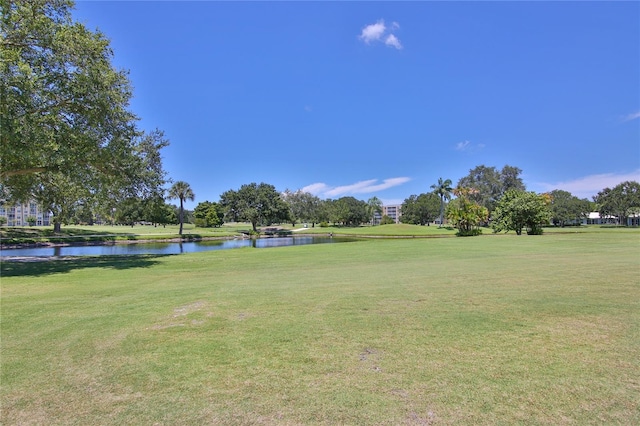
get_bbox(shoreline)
[0,235,236,250]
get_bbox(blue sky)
[74,1,640,209]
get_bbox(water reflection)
[1,236,355,257]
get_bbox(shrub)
[319,222,329,228]
[380,215,395,225]
[527,226,544,235]
[456,228,483,237]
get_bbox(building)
[0,201,52,226]
[382,204,402,224]
[582,212,639,226]
[372,204,403,225]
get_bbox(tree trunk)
[53,221,62,233]
[178,199,184,235]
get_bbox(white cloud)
[325,179,379,197]
[455,140,471,151]
[454,140,485,152]
[301,182,330,195]
[537,169,640,199]
[622,111,640,122]
[359,20,386,44]
[302,177,411,199]
[385,34,403,50]
[358,19,403,50]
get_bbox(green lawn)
[2,230,639,424]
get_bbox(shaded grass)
[0,223,239,245]
[0,255,171,277]
[2,231,639,424]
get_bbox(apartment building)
[382,204,402,224]
[0,201,52,226]
[373,204,402,224]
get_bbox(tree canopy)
[282,189,321,227]
[594,181,640,226]
[193,201,224,228]
[401,193,440,226]
[549,189,591,226]
[492,190,551,235]
[327,197,369,226]
[1,0,168,226]
[220,183,290,232]
[457,165,525,212]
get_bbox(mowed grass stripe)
[2,231,639,424]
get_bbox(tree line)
[164,171,639,237]
[400,165,639,236]
[2,1,638,236]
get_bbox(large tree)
[168,181,195,235]
[115,197,144,227]
[148,202,177,228]
[143,196,177,227]
[430,177,453,227]
[193,201,223,228]
[594,181,640,226]
[401,193,440,226]
[1,0,168,223]
[549,189,591,227]
[492,190,551,235]
[282,189,321,227]
[219,183,290,232]
[330,197,369,226]
[457,165,525,212]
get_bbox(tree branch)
[1,167,49,178]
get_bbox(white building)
[582,212,639,226]
[0,201,52,226]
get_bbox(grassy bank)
[2,231,639,424]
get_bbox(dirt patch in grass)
[148,301,211,330]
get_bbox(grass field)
[2,230,639,424]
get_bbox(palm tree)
[431,177,453,227]
[169,181,195,235]
[367,196,383,225]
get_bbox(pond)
[0,236,357,258]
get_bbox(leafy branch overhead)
[1,0,168,230]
